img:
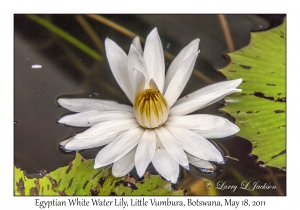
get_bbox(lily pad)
[220,19,286,169]
[14,153,184,195]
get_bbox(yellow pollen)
[133,89,169,129]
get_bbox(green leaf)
[99,172,183,196]
[14,153,184,196]
[220,19,286,169]
[26,14,102,61]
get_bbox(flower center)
[133,89,169,129]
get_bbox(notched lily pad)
[14,153,184,195]
[14,153,110,195]
[220,19,286,169]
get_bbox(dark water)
[14,14,286,195]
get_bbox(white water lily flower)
[58,28,242,183]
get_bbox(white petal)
[112,147,136,177]
[155,127,189,167]
[164,51,199,107]
[94,127,143,168]
[62,135,118,151]
[143,28,165,92]
[165,126,224,163]
[128,44,149,84]
[170,89,241,116]
[105,38,134,103]
[58,110,134,127]
[132,36,143,55]
[58,98,133,113]
[195,125,239,139]
[164,39,200,93]
[63,119,139,150]
[60,138,72,147]
[186,152,214,169]
[128,44,154,95]
[174,78,243,105]
[135,129,156,177]
[133,68,146,97]
[75,119,139,139]
[63,119,140,150]
[148,79,159,91]
[152,138,179,183]
[166,114,239,138]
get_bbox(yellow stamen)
[133,89,169,129]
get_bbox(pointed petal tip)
[94,161,106,169]
[136,170,144,178]
[112,164,128,177]
[104,38,110,46]
[93,163,100,169]
[111,171,123,178]
[218,160,226,164]
[234,78,243,86]
[93,156,105,169]
[187,39,200,51]
[170,176,178,184]
[59,137,80,153]
[232,124,240,134]
[135,160,148,178]
[57,115,68,124]
[105,37,112,43]
[133,36,140,41]
[57,98,65,105]
[216,156,225,164]
[104,38,117,48]
[182,164,190,170]
[60,138,71,147]
[148,27,159,36]
[192,38,200,45]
